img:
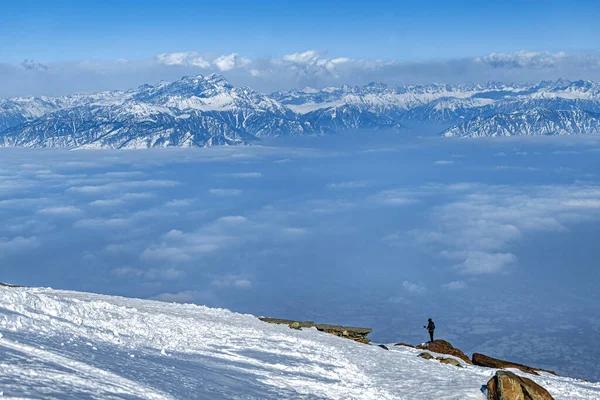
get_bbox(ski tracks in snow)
[0,338,174,399]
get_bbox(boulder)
[393,342,415,348]
[439,358,462,367]
[416,340,472,364]
[288,322,302,330]
[473,353,556,376]
[377,344,389,350]
[418,352,434,360]
[487,371,555,400]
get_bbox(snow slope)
[1,287,598,399]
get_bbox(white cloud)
[0,236,39,255]
[37,206,82,216]
[89,199,124,207]
[105,244,134,254]
[402,281,427,295]
[434,160,455,166]
[224,172,263,179]
[326,181,369,189]
[165,199,193,207]
[211,274,252,289]
[111,266,143,277]
[217,216,248,224]
[141,246,193,262]
[408,182,600,275]
[73,218,129,229]
[441,281,468,290]
[371,190,418,206]
[67,180,178,195]
[452,251,517,274]
[146,268,185,280]
[4,49,600,98]
[208,188,242,196]
[475,50,567,69]
[282,227,308,236]
[155,52,211,68]
[213,53,251,72]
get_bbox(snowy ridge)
[273,79,600,135]
[1,286,599,399]
[443,108,600,137]
[0,74,318,149]
[2,77,600,147]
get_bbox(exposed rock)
[0,282,20,288]
[416,340,472,364]
[473,353,556,376]
[258,317,372,344]
[259,317,315,328]
[377,344,389,350]
[315,324,372,344]
[393,342,415,348]
[439,358,463,367]
[288,322,302,330]
[418,352,434,360]
[487,371,555,400]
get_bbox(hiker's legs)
[429,331,434,342]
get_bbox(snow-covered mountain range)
[2,75,600,148]
[1,285,599,399]
[443,108,600,137]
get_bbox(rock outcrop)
[258,317,372,344]
[393,342,415,348]
[439,357,463,367]
[418,352,434,360]
[259,318,315,328]
[0,282,20,288]
[314,324,373,344]
[487,371,555,400]
[473,353,556,376]
[416,340,472,364]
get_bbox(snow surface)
[1,286,599,399]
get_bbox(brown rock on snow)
[0,282,21,287]
[416,340,472,364]
[258,317,372,344]
[487,371,555,400]
[473,353,556,376]
[393,342,415,348]
[439,357,463,367]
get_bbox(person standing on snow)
[424,318,435,342]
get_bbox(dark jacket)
[427,320,435,332]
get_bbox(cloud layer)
[2,49,600,97]
[2,137,600,380]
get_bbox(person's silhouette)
[424,318,435,342]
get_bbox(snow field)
[1,287,599,399]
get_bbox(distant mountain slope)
[2,77,600,147]
[0,74,319,149]
[443,108,600,137]
[1,285,599,399]
[273,79,600,134]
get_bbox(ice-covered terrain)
[1,285,599,399]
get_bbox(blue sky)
[1,0,600,97]
[2,0,599,63]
